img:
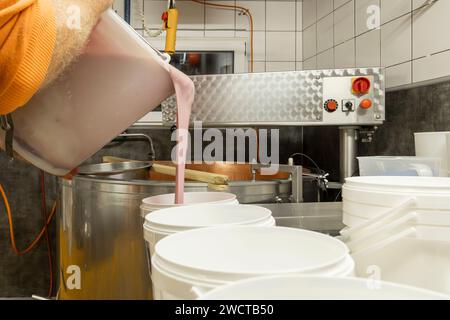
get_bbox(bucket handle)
[341,197,417,238]
[351,227,416,257]
[191,286,210,299]
[346,211,417,251]
[410,164,434,177]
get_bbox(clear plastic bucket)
[0,9,174,175]
[357,156,441,177]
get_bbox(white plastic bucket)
[151,226,355,300]
[342,176,450,229]
[198,275,450,300]
[351,226,450,295]
[358,156,441,177]
[415,132,450,177]
[140,192,238,217]
[143,204,275,258]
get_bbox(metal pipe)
[115,133,156,160]
[339,126,359,183]
[124,0,131,24]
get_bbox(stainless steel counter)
[259,202,345,236]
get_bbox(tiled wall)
[302,0,450,89]
[113,0,304,72]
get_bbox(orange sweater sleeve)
[0,0,56,115]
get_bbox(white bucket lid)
[345,176,450,193]
[153,226,351,281]
[141,192,237,209]
[144,204,273,235]
[198,275,450,300]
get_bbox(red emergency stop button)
[324,99,338,112]
[360,99,373,109]
[352,77,371,94]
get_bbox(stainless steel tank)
[58,176,207,300]
[58,174,293,299]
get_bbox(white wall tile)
[296,0,303,31]
[381,15,411,67]
[205,0,235,30]
[355,29,380,67]
[130,1,144,29]
[414,51,450,83]
[335,40,356,68]
[412,0,430,10]
[317,48,334,69]
[296,32,303,61]
[303,56,317,69]
[335,0,351,9]
[355,0,380,36]
[143,0,167,29]
[266,62,296,72]
[113,0,125,18]
[252,61,266,73]
[236,1,265,31]
[176,0,205,30]
[317,0,334,19]
[236,31,266,61]
[303,25,317,59]
[205,30,235,37]
[176,30,205,38]
[334,0,355,45]
[266,32,296,61]
[381,0,411,24]
[303,0,317,29]
[317,14,334,52]
[266,1,296,31]
[413,0,450,58]
[386,61,411,88]
[296,61,303,70]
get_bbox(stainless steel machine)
[58,68,385,300]
[162,67,385,181]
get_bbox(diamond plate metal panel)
[162,68,385,126]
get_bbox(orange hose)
[0,183,56,256]
[190,0,254,72]
[40,171,53,298]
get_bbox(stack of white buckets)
[139,190,449,299]
[140,192,355,300]
[340,132,450,295]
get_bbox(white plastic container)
[341,176,450,295]
[342,176,450,229]
[198,275,450,300]
[140,192,238,218]
[351,226,450,295]
[151,226,355,300]
[143,204,275,257]
[415,132,450,177]
[0,9,174,175]
[357,156,440,177]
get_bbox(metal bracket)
[0,114,14,160]
[251,163,303,203]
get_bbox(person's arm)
[43,0,113,87]
[0,0,113,115]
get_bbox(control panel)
[322,75,382,125]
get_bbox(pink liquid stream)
[168,65,194,204]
